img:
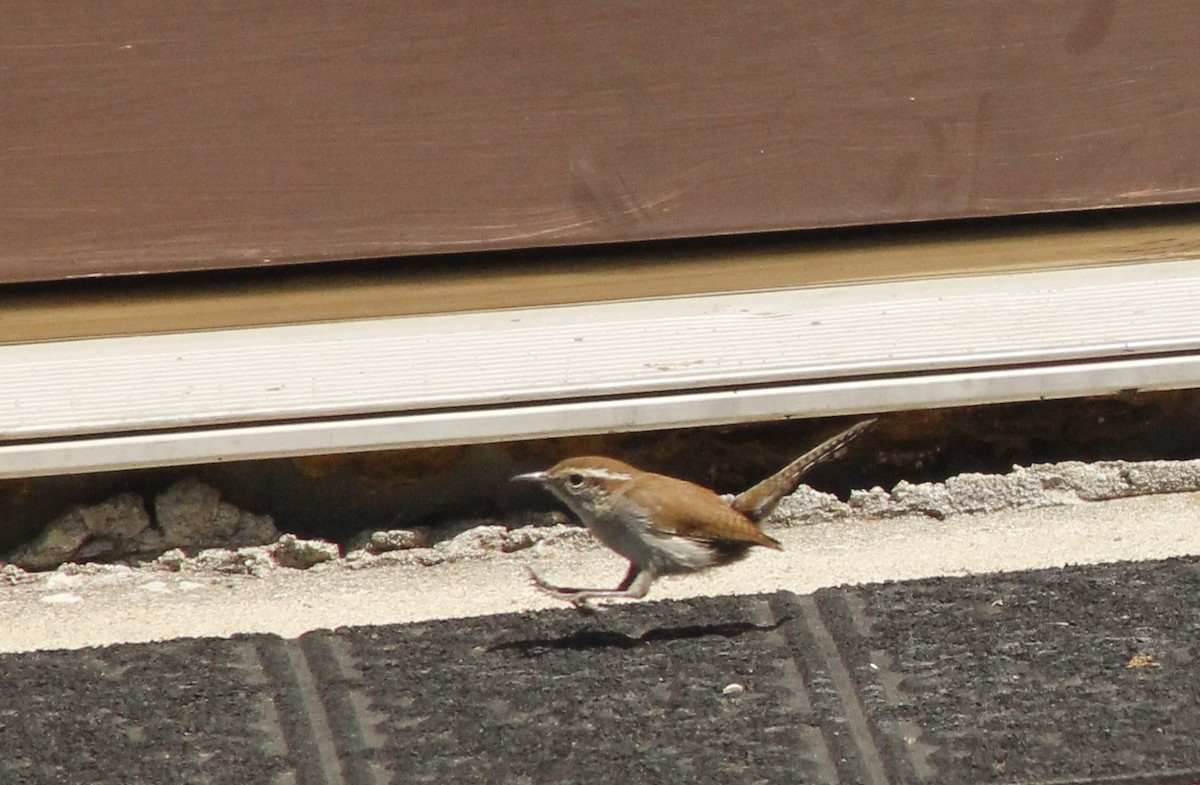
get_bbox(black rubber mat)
[2,557,1198,784]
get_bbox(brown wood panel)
[3,1,1199,284]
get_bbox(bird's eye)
[566,473,585,487]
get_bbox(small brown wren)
[512,418,875,608]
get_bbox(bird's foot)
[527,567,603,612]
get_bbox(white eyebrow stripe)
[568,468,634,482]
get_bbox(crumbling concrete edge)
[775,458,1200,524]
[4,458,1200,581]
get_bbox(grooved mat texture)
[1,557,1198,784]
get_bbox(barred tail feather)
[732,418,876,522]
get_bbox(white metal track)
[3,258,1200,478]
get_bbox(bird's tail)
[731,418,876,522]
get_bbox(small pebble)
[721,683,746,696]
[44,572,83,590]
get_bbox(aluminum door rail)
[3,258,1200,477]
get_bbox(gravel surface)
[2,459,1199,653]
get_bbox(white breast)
[585,508,716,575]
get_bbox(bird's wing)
[636,477,782,549]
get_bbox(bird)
[511,418,875,608]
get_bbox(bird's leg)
[527,563,656,610]
[616,561,640,591]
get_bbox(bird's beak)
[511,470,549,484]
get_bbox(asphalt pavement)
[3,555,1198,785]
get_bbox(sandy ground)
[2,487,1198,654]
